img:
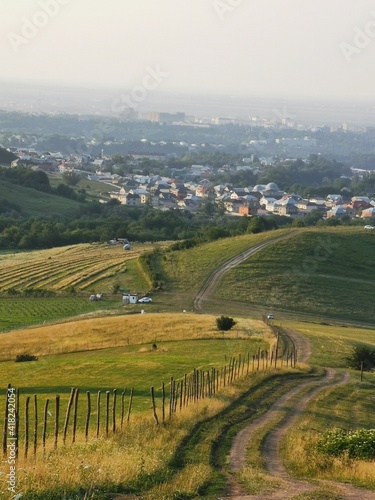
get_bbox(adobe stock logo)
[340,11,375,63]
[8,0,71,54]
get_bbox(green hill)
[157,227,375,322]
[213,227,375,322]
[0,180,81,217]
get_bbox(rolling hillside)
[152,226,375,322]
[1,227,374,326]
[212,227,375,322]
[0,180,82,217]
[0,227,374,498]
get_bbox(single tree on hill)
[216,315,237,331]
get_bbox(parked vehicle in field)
[267,313,274,319]
[364,225,375,230]
[138,297,152,303]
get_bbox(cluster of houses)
[5,148,375,221]
[108,176,375,221]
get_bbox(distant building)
[148,112,185,123]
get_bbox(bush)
[15,353,38,362]
[317,428,375,460]
[216,315,237,331]
[345,344,375,371]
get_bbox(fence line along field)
[0,242,157,294]
[0,314,276,454]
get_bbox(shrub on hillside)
[15,353,38,363]
[345,344,375,371]
[216,315,237,331]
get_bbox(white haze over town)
[1,0,375,121]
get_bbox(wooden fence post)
[33,394,38,456]
[162,383,165,423]
[85,392,91,442]
[72,389,79,444]
[96,391,101,438]
[179,381,183,412]
[42,399,49,452]
[127,389,134,424]
[112,389,117,434]
[54,395,60,450]
[63,388,75,444]
[174,382,180,413]
[169,377,174,418]
[105,391,110,438]
[24,396,30,458]
[120,389,126,430]
[150,387,159,426]
[183,375,187,408]
[274,334,279,368]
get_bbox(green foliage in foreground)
[317,428,375,460]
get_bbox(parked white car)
[267,313,274,319]
[364,225,375,230]
[138,297,152,303]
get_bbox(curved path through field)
[192,239,375,500]
[193,231,298,313]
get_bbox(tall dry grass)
[282,430,375,489]
[0,313,269,360]
[0,395,227,499]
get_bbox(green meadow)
[0,227,374,498]
[213,227,375,322]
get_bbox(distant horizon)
[1,79,375,104]
[1,79,375,127]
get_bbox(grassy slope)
[158,229,292,310]
[1,223,374,496]
[212,227,375,322]
[284,320,375,368]
[0,313,270,446]
[0,180,81,217]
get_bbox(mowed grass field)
[213,227,375,322]
[0,242,158,330]
[0,242,154,294]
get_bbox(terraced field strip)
[0,243,149,291]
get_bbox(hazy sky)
[2,0,375,100]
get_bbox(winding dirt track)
[193,232,298,313]
[192,240,375,500]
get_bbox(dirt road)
[192,238,375,499]
[193,232,298,313]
